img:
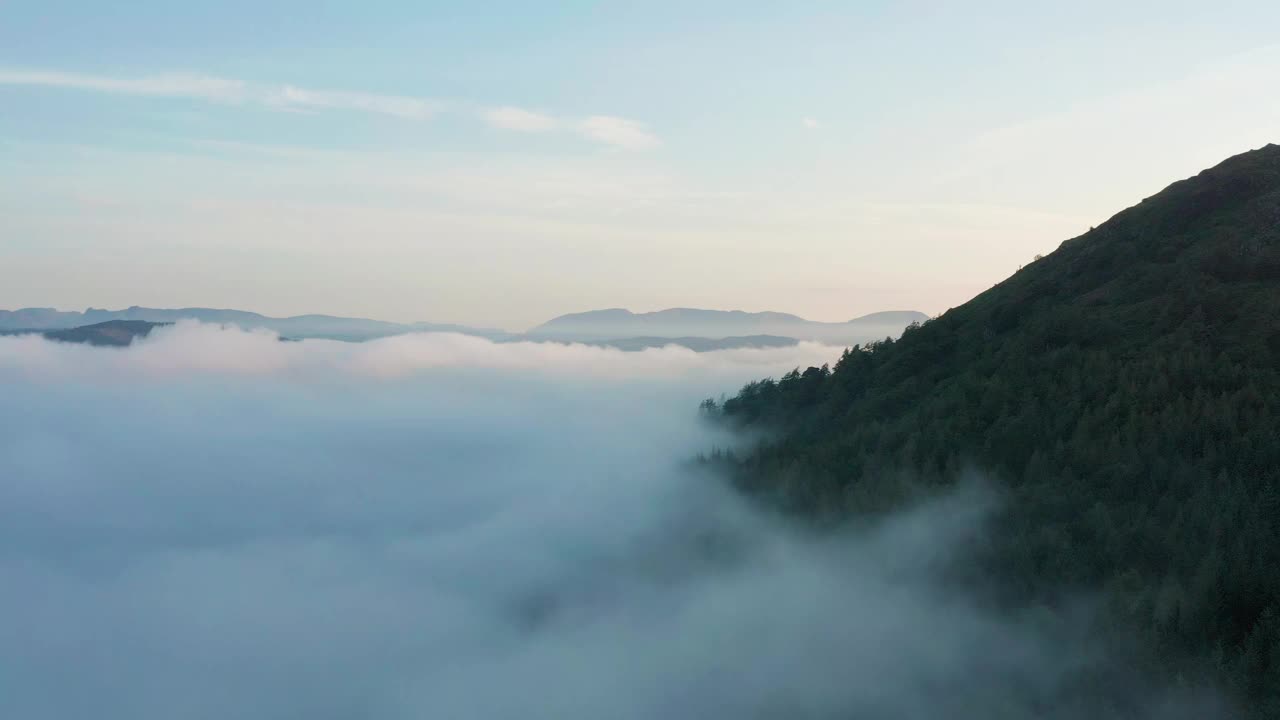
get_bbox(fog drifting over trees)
[0,324,1222,719]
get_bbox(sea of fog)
[0,323,1223,719]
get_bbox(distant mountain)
[584,335,799,352]
[529,308,929,344]
[1,305,928,349]
[0,306,509,342]
[0,307,88,329]
[0,320,171,347]
[0,322,799,354]
[44,320,169,347]
[844,310,931,325]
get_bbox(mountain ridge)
[709,142,1280,713]
[1,304,930,345]
[531,307,929,343]
[2,321,806,353]
[0,306,510,341]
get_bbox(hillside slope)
[711,144,1280,712]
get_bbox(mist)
[0,324,1222,719]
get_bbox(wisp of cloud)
[0,324,1224,719]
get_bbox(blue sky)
[2,1,1278,329]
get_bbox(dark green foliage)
[44,320,168,346]
[709,144,1280,711]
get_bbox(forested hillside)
[707,144,1280,713]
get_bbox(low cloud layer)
[0,322,837,379]
[0,326,1223,718]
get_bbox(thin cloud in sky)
[0,68,659,150]
[481,106,661,150]
[578,115,662,151]
[803,117,820,129]
[270,85,438,119]
[0,69,246,102]
[484,106,560,131]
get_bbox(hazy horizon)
[4,3,1278,327]
[0,301,931,334]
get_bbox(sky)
[2,1,1278,330]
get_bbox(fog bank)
[0,325,1222,718]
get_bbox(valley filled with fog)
[0,324,1221,719]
